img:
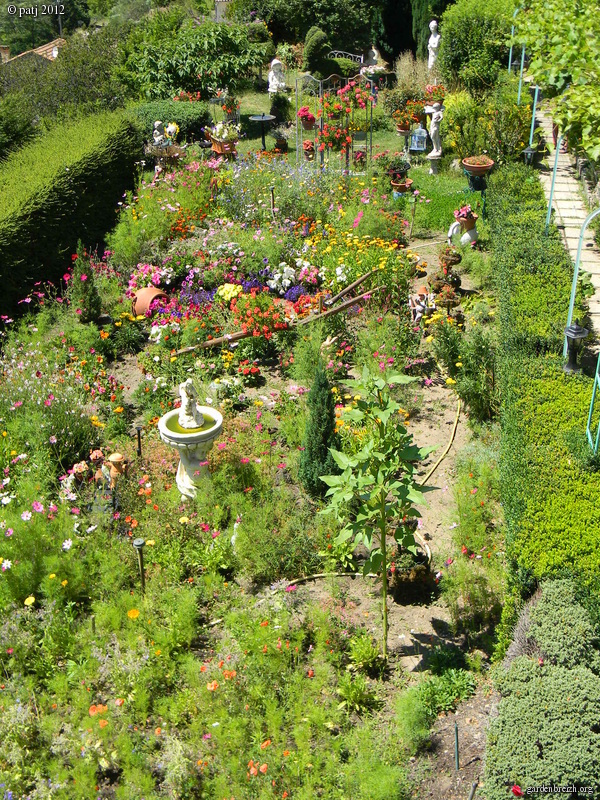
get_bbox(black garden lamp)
[564,319,589,373]
[133,537,146,594]
[136,425,143,458]
[522,144,537,166]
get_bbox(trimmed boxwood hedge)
[126,100,211,143]
[484,581,600,798]
[0,111,142,315]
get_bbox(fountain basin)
[158,406,223,499]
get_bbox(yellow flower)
[146,540,155,546]
[446,378,456,385]
[49,574,56,579]
[455,362,463,367]
[170,357,177,362]
[425,335,434,343]
[24,595,35,606]
[127,609,140,620]
[61,580,68,587]
[114,322,122,327]
[179,516,189,524]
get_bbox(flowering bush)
[316,123,351,153]
[425,84,446,104]
[211,121,240,143]
[266,263,297,296]
[230,289,287,340]
[336,80,373,112]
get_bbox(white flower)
[62,539,73,551]
[86,525,98,533]
[1,559,11,571]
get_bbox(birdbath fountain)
[158,379,223,499]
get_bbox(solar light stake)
[468,782,478,800]
[133,537,146,594]
[454,722,460,771]
[91,614,96,636]
[136,425,143,458]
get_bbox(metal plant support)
[587,352,600,453]
[545,135,563,234]
[564,207,600,358]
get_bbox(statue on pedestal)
[268,59,287,94]
[178,379,205,429]
[428,20,441,71]
[429,102,443,157]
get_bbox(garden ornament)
[428,20,441,71]
[447,220,478,247]
[152,121,166,146]
[178,379,205,429]
[268,59,287,94]
[428,103,443,157]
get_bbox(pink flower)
[32,501,44,513]
[217,443,227,450]
[21,511,32,521]
[277,463,286,469]
[80,275,88,282]
[240,458,250,464]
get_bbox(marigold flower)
[127,609,140,620]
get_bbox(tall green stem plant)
[320,368,433,658]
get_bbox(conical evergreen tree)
[299,361,339,497]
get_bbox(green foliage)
[127,99,211,142]
[441,77,531,163]
[438,0,514,94]
[68,243,102,324]
[486,581,600,796]
[0,93,37,160]
[455,326,499,422]
[321,368,433,656]
[348,631,382,675]
[529,579,600,672]
[336,671,379,713]
[299,362,339,497]
[0,111,142,314]
[120,16,268,99]
[418,669,476,717]
[302,26,330,73]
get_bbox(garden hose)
[419,397,461,485]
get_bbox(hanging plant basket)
[396,123,410,133]
[462,156,494,176]
[301,119,315,131]
[459,215,478,232]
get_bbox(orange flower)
[283,750,290,757]
[259,763,268,774]
[115,698,124,707]
[127,609,140,620]
[155,727,162,736]
[259,620,269,627]
[218,660,224,668]
[200,665,207,672]
[99,719,108,729]
[206,680,219,691]
[260,739,271,750]
[88,704,98,716]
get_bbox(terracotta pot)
[391,177,413,193]
[274,138,288,152]
[108,453,127,489]
[132,287,168,317]
[440,252,462,268]
[462,157,494,177]
[459,216,477,232]
[396,124,410,133]
[301,119,315,131]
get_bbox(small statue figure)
[429,102,443,156]
[268,59,287,94]
[153,120,166,147]
[428,20,441,71]
[178,379,205,429]
[165,122,178,141]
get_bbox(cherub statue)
[268,59,287,94]
[428,20,441,71]
[153,120,166,146]
[178,379,205,429]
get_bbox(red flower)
[511,787,524,797]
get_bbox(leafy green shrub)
[528,579,600,672]
[392,688,431,754]
[127,100,211,142]
[0,111,142,315]
[349,631,382,675]
[418,669,476,717]
[299,361,339,497]
[336,671,379,713]
[486,661,600,797]
[438,0,513,94]
[427,644,467,675]
[455,326,499,422]
[121,17,268,99]
[0,93,37,160]
[303,26,330,73]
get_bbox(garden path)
[537,109,600,331]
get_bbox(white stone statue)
[153,120,166,146]
[178,379,205,429]
[428,20,441,71]
[429,102,443,156]
[268,59,287,94]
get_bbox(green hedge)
[484,580,600,797]
[127,100,211,143]
[0,111,142,315]
[487,165,596,591]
